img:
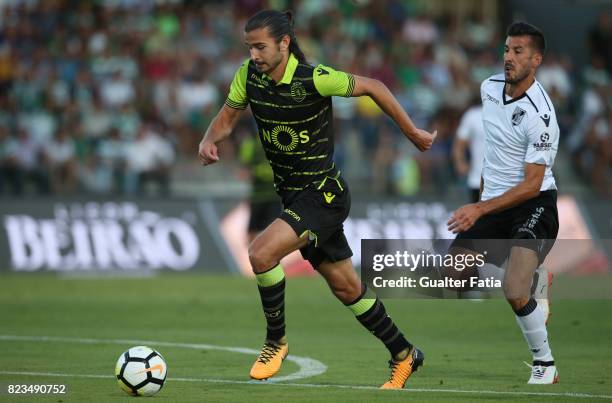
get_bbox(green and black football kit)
[225,53,356,267]
[233,54,418,368]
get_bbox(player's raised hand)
[410,129,437,152]
[198,140,219,166]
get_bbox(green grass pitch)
[1,274,611,402]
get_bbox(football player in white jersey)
[447,22,559,384]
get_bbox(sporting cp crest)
[290,81,306,103]
[511,106,527,126]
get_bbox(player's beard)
[505,66,530,84]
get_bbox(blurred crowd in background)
[0,0,609,198]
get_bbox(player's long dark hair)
[245,9,308,64]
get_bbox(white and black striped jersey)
[480,74,559,201]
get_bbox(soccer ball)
[115,346,167,396]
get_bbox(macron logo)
[540,114,550,127]
[484,93,499,105]
[284,208,301,222]
[316,67,329,76]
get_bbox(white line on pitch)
[0,370,610,400]
[0,335,326,383]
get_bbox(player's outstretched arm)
[198,104,244,166]
[351,75,437,151]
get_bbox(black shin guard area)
[258,279,286,341]
[356,298,412,357]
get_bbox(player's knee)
[503,276,531,301]
[248,246,277,273]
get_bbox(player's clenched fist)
[198,140,219,166]
[410,129,437,152]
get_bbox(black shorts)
[248,200,282,232]
[280,175,353,268]
[451,190,559,266]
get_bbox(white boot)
[525,361,559,384]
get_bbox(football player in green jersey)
[199,9,436,388]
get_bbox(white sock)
[515,300,554,362]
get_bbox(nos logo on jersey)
[262,125,310,151]
[512,106,527,125]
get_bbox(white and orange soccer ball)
[115,346,167,396]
